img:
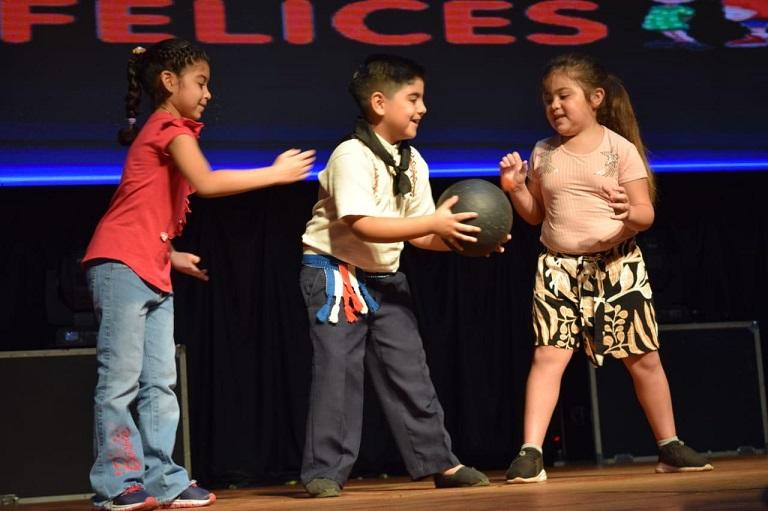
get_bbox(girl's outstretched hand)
[499,152,528,193]
[170,250,209,282]
[600,184,630,220]
[272,149,316,184]
[432,195,480,251]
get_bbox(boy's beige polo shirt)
[302,134,434,273]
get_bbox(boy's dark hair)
[348,54,425,120]
[118,38,209,146]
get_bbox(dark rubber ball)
[436,179,513,257]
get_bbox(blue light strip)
[652,161,768,171]
[427,160,768,176]
[1,155,767,187]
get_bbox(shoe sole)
[97,499,159,511]
[440,480,491,488]
[655,463,714,473]
[160,494,216,509]
[506,469,547,484]
[434,479,491,489]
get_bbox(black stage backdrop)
[1,171,767,484]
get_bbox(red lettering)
[195,0,272,44]
[1,0,614,47]
[444,1,514,45]
[109,426,141,477]
[1,0,76,44]
[333,0,430,46]
[97,0,174,43]
[526,0,607,45]
[282,0,314,44]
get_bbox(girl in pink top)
[83,38,314,510]
[499,53,712,483]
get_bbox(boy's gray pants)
[299,266,459,486]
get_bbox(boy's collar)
[373,131,399,155]
[351,117,412,196]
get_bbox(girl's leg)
[523,346,574,446]
[87,262,150,506]
[622,351,676,440]
[624,351,713,472]
[138,293,191,503]
[506,345,573,484]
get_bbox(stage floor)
[19,456,768,510]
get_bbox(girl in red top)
[83,38,314,510]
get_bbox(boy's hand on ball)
[600,184,630,220]
[432,195,480,251]
[435,180,513,256]
[499,152,528,193]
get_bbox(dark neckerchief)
[351,117,412,196]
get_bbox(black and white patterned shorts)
[532,238,660,367]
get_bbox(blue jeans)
[86,261,189,505]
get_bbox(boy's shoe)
[98,485,158,511]
[433,466,490,488]
[304,478,342,498]
[656,441,713,473]
[505,447,547,483]
[161,483,216,509]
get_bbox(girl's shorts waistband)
[547,237,637,261]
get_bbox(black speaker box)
[589,322,767,463]
[0,346,190,501]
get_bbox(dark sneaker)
[505,447,547,483]
[656,441,713,473]
[161,483,216,509]
[100,485,158,511]
[304,478,342,498]
[433,466,490,488]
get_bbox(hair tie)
[132,46,146,55]
[127,117,137,126]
